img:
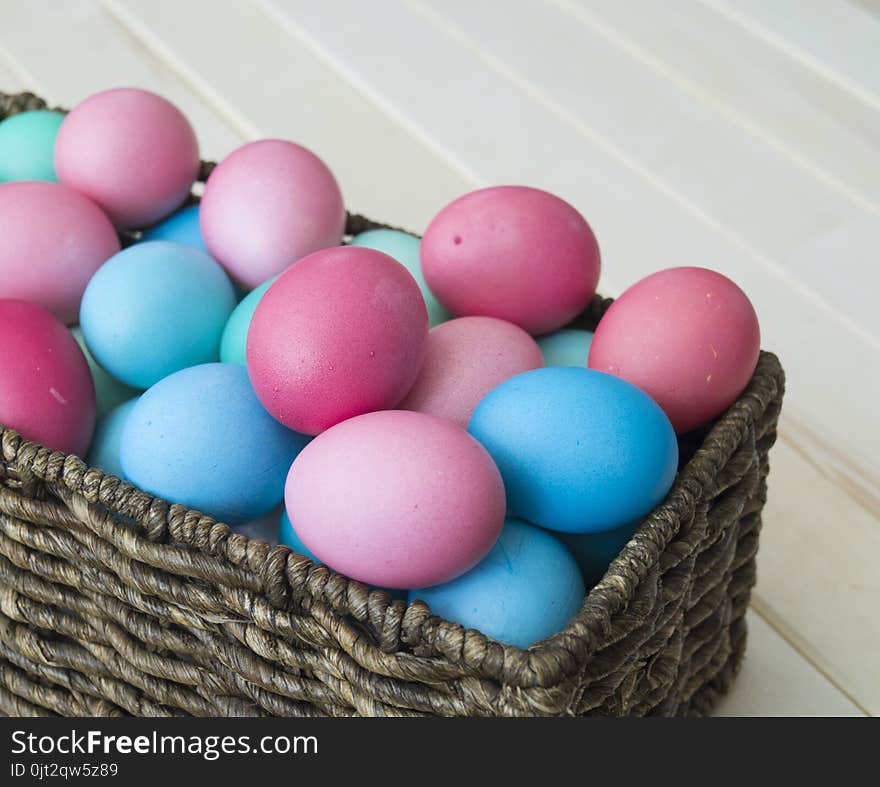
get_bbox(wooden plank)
[563,0,880,209]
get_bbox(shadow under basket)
[0,90,785,717]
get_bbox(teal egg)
[0,110,65,182]
[87,397,139,478]
[351,229,449,327]
[537,328,593,367]
[71,327,140,418]
[219,276,277,366]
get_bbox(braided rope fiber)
[0,90,785,716]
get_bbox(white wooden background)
[1,0,876,716]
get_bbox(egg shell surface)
[468,366,678,534]
[420,186,600,334]
[141,204,206,252]
[247,246,428,435]
[537,328,593,368]
[0,110,65,182]
[121,363,310,524]
[278,509,318,561]
[588,267,760,434]
[285,410,506,588]
[220,276,277,366]
[87,397,138,478]
[0,300,96,456]
[80,241,236,389]
[409,517,584,648]
[0,181,120,324]
[200,139,345,288]
[400,316,543,428]
[55,88,199,228]
[351,229,449,327]
[71,327,140,418]
[559,520,639,588]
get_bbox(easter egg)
[0,300,95,456]
[559,521,639,588]
[537,328,593,367]
[121,363,310,524]
[588,267,760,433]
[55,88,199,227]
[0,110,65,182]
[278,509,318,561]
[234,506,283,543]
[201,139,345,288]
[71,327,139,418]
[219,276,277,366]
[410,518,584,648]
[87,397,138,478]
[285,410,505,588]
[80,241,236,389]
[469,367,678,534]
[400,316,543,428]
[0,181,120,324]
[351,229,449,327]
[421,186,600,334]
[141,204,206,252]
[248,246,428,435]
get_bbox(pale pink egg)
[200,139,345,288]
[588,267,760,433]
[285,410,506,588]
[420,186,600,334]
[55,88,199,228]
[0,181,120,325]
[400,316,543,428]
[247,246,428,435]
[0,300,96,456]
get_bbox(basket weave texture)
[0,90,785,717]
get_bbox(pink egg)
[421,186,600,334]
[400,316,543,428]
[200,139,345,288]
[588,267,760,433]
[0,182,120,325]
[0,300,96,456]
[55,88,199,228]
[247,246,428,435]
[285,410,506,588]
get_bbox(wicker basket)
[0,90,785,717]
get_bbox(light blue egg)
[220,276,278,366]
[87,397,139,478]
[80,241,236,389]
[410,518,584,648]
[71,326,140,418]
[468,367,678,534]
[279,508,318,561]
[141,204,206,252]
[0,110,64,182]
[537,328,593,367]
[559,520,639,587]
[120,363,309,524]
[351,228,449,327]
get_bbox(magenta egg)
[588,267,760,433]
[421,186,600,334]
[200,139,345,288]
[0,300,96,456]
[0,181,120,325]
[55,88,199,228]
[400,316,543,428]
[247,246,428,435]
[285,410,506,588]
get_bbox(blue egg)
[219,276,278,366]
[559,520,639,587]
[410,518,584,648]
[537,328,593,367]
[121,363,309,524]
[351,229,449,327]
[469,367,678,533]
[141,204,206,252]
[71,327,140,418]
[80,241,236,389]
[279,508,318,561]
[87,397,139,478]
